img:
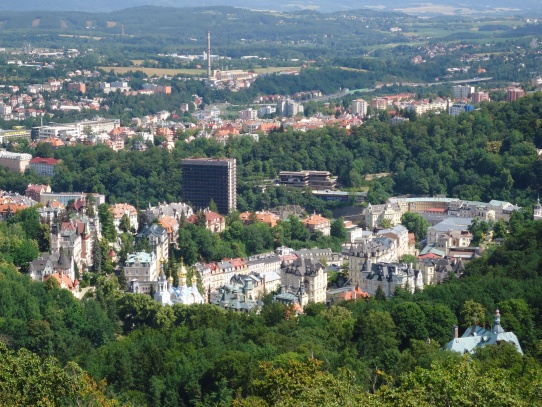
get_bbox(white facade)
[351,99,368,117]
[126,251,157,294]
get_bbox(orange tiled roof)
[159,215,178,234]
[109,203,137,219]
[46,273,77,291]
[302,214,330,226]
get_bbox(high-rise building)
[506,87,525,103]
[181,158,237,214]
[351,99,368,117]
[452,85,474,100]
[471,91,490,104]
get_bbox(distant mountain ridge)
[4,0,542,13]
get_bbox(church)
[154,260,204,306]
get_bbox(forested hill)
[1,205,542,404]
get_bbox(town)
[0,3,541,405]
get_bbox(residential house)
[186,210,226,233]
[302,213,331,236]
[137,224,169,262]
[109,203,138,233]
[28,251,74,283]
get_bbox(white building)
[109,203,139,232]
[126,251,158,294]
[280,257,327,304]
[29,157,60,177]
[0,150,32,173]
[364,202,403,228]
[452,85,474,100]
[351,99,368,117]
[154,262,204,306]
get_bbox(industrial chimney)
[207,30,212,79]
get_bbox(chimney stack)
[207,31,212,79]
[453,325,459,339]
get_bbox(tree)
[493,219,507,240]
[208,198,218,213]
[86,193,96,217]
[91,232,102,273]
[0,342,120,406]
[98,204,117,243]
[119,213,131,234]
[330,218,347,240]
[401,212,431,241]
[381,218,392,229]
[459,300,486,328]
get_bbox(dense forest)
[1,211,542,405]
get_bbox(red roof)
[30,157,60,165]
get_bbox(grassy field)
[251,66,301,74]
[339,67,369,73]
[99,66,205,76]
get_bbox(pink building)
[471,91,490,104]
[506,87,524,103]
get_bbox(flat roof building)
[181,157,236,214]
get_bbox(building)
[471,91,490,104]
[444,309,523,355]
[181,158,237,214]
[239,211,280,228]
[28,251,74,283]
[144,201,193,223]
[280,257,327,304]
[534,197,542,221]
[452,85,474,100]
[136,224,169,263]
[371,97,388,111]
[376,225,413,259]
[302,213,331,236]
[0,127,31,143]
[25,184,51,202]
[276,99,304,117]
[67,82,86,93]
[212,280,262,312]
[29,157,61,177]
[449,103,474,116]
[40,192,105,207]
[126,252,158,294]
[364,202,403,228]
[186,210,226,233]
[0,150,32,173]
[506,87,525,103]
[277,170,336,190]
[239,108,258,120]
[109,203,138,232]
[154,261,204,306]
[427,217,473,245]
[45,271,80,294]
[344,237,399,276]
[351,99,368,117]
[357,259,423,297]
[50,215,97,272]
